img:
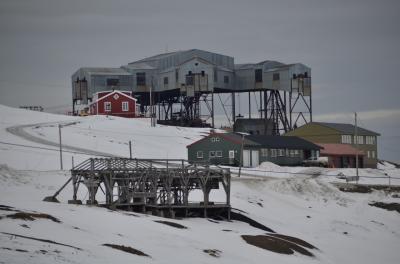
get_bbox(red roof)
[317,143,364,156]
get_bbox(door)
[243,150,251,167]
[251,150,259,167]
[229,150,235,165]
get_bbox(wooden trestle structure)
[69,158,231,219]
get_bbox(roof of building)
[317,143,365,156]
[90,90,136,105]
[79,67,132,75]
[187,132,321,150]
[234,118,272,125]
[245,135,322,150]
[313,122,380,136]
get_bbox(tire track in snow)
[6,122,119,158]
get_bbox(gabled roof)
[318,143,364,156]
[245,135,322,150]
[187,133,321,150]
[90,90,137,105]
[313,122,380,136]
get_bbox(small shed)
[187,133,322,167]
[89,90,139,118]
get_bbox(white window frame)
[367,151,370,158]
[197,151,203,159]
[209,151,216,158]
[371,151,375,159]
[122,101,129,112]
[294,149,299,157]
[271,149,277,158]
[229,150,235,159]
[261,148,268,157]
[278,149,284,157]
[354,135,364,144]
[341,135,352,144]
[366,136,375,145]
[216,150,222,157]
[104,102,111,112]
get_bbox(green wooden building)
[187,133,321,167]
[284,122,380,168]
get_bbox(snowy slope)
[1,105,400,264]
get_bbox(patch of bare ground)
[6,212,61,223]
[268,233,317,249]
[154,220,187,229]
[229,211,275,233]
[369,202,400,213]
[335,183,400,194]
[241,235,314,257]
[203,249,222,257]
[102,244,150,257]
[0,205,16,211]
[1,232,82,250]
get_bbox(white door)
[251,150,259,167]
[243,150,251,167]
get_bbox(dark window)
[163,77,168,85]
[255,69,262,82]
[273,73,280,81]
[224,76,229,84]
[136,72,146,86]
[188,71,192,75]
[107,78,119,86]
[175,70,179,82]
[201,71,205,77]
[186,75,194,85]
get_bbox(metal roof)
[317,143,364,156]
[313,122,380,136]
[79,67,132,75]
[244,135,322,150]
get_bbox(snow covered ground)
[1,104,399,263]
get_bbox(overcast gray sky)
[0,0,399,161]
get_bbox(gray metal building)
[72,49,312,133]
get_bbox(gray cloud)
[0,0,399,161]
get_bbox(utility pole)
[355,112,359,183]
[129,140,132,159]
[58,122,76,170]
[237,132,249,178]
[59,124,63,170]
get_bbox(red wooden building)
[89,90,139,118]
[318,143,365,168]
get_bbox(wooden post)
[129,140,132,159]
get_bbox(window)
[175,70,179,82]
[286,149,289,156]
[278,149,284,157]
[229,150,235,159]
[107,78,119,86]
[136,72,146,86]
[371,151,376,159]
[211,137,220,142]
[197,151,203,159]
[224,76,229,84]
[216,151,222,157]
[255,69,263,82]
[209,151,216,158]
[271,149,277,158]
[163,77,169,85]
[122,101,129,112]
[273,73,280,81]
[186,75,194,85]
[366,136,375,145]
[261,148,268,157]
[290,149,295,157]
[104,102,111,112]
[341,135,352,144]
[294,150,299,157]
[354,135,364,144]
[367,151,370,158]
